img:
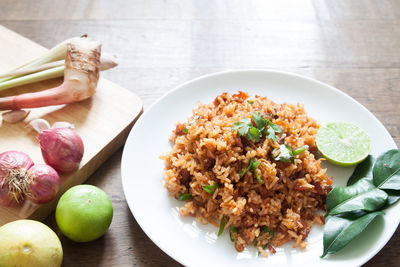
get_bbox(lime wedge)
[316,122,371,166]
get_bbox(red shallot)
[0,151,61,206]
[0,151,34,206]
[26,164,60,204]
[29,118,84,172]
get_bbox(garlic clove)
[29,118,50,133]
[2,110,30,123]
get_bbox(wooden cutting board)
[0,26,142,226]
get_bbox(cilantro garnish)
[231,112,282,142]
[183,127,189,134]
[272,144,308,164]
[203,182,219,194]
[247,100,254,104]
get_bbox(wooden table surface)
[1,1,399,266]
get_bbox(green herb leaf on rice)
[267,118,282,134]
[321,211,384,258]
[218,216,228,236]
[231,112,282,143]
[326,179,388,216]
[252,112,267,131]
[203,182,219,194]
[266,126,278,142]
[178,193,192,201]
[248,126,262,142]
[373,149,400,190]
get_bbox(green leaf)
[326,179,388,216]
[248,126,261,142]
[292,145,309,156]
[183,127,189,134]
[203,182,219,194]
[252,112,267,131]
[384,189,400,207]
[229,227,238,242]
[247,100,253,104]
[321,211,383,258]
[373,149,400,190]
[231,118,252,136]
[267,119,282,133]
[241,158,254,178]
[265,127,277,142]
[218,216,227,236]
[347,155,375,186]
[178,193,192,201]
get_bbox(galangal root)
[0,37,101,110]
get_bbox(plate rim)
[121,69,398,266]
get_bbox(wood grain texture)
[1,0,399,266]
[0,26,142,225]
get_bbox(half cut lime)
[316,122,371,166]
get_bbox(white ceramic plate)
[121,70,398,267]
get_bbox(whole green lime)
[55,185,113,242]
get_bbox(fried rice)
[161,91,333,256]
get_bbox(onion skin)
[0,184,19,206]
[0,151,34,206]
[38,128,84,172]
[27,164,60,204]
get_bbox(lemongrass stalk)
[0,60,64,79]
[0,66,64,91]
[0,37,79,84]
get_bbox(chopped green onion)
[218,216,227,236]
[229,227,238,242]
[247,100,254,104]
[241,158,254,177]
[203,182,219,194]
[178,193,192,201]
[260,226,275,237]
[252,160,263,184]
[292,145,309,156]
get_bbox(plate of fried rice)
[121,70,397,266]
